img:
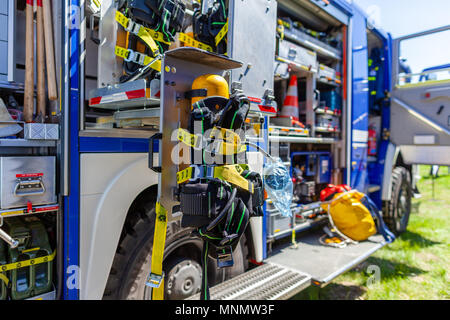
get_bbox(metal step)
[267,229,386,286]
[186,264,311,300]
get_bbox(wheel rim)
[144,259,202,300]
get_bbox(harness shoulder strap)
[146,202,168,300]
[116,10,160,56]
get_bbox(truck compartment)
[0,1,60,300]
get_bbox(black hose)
[206,187,237,232]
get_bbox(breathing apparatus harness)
[193,0,228,54]
[115,0,186,82]
[175,75,264,300]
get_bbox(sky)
[351,0,450,77]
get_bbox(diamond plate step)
[186,263,311,300]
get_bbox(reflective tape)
[179,33,213,52]
[0,251,56,272]
[215,20,228,46]
[114,46,162,72]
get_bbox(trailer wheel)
[384,166,412,235]
[103,199,249,300]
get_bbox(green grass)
[294,165,450,300]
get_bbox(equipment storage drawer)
[267,212,292,238]
[0,157,56,209]
[277,40,317,72]
[266,203,296,238]
[318,64,338,82]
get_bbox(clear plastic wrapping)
[263,158,293,217]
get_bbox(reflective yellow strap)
[277,25,285,41]
[115,11,160,56]
[92,0,101,8]
[115,10,129,29]
[214,140,247,156]
[147,28,171,45]
[177,164,253,192]
[0,273,9,287]
[177,128,200,148]
[215,165,254,193]
[136,27,160,56]
[210,127,241,145]
[114,46,162,72]
[151,202,168,300]
[176,166,194,184]
[215,20,228,47]
[179,33,213,52]
[0,251,56,272]
[177,127,246,155]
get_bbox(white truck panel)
[80,153,158,300]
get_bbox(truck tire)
[103,199,248,300]
[384,166,412,235]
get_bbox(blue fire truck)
[0,0,448,300]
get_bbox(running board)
[267,229,386,286]
[187,231,386,300]
[186,264,311,300]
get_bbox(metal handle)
[149,133,162,173]
[0,227,19,248]
[288,48,297,60]
[14,179,46,197]
[90,14,101,45]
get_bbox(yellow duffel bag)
[321,189,377,241]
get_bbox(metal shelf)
[269,125,309,137]
[315,126,340,133]
[269,135,336,144]
[315,107,340,116]
[88,79,161,111]
[316,78,341,87]
[275,56,317,74]
[281,27,342,61]
[0,203,59,219]
[0,139,57,148]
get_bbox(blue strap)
[361,196,396,244]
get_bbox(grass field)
[295,165,449,300]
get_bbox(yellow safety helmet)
[191,74,229,107]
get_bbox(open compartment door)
[391,25,450,165]
[228,0,277,114]
[266,229,386,286]
[155,48,242,221]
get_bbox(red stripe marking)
[90,97,102,105]
[257,105,277,114]
[248,97,262,104]
[16,173,43,178]
[35,206,59,213]
[26,0,33,5]
[249,259,264,266]
[125,89,146,100]
[37,0,43,7]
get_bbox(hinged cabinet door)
[391,25,450,165]
[228,0,277,108]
